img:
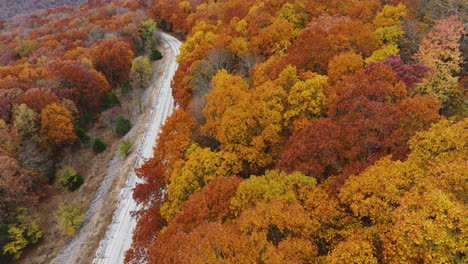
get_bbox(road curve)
[90,33,181,264]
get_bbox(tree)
[92,138,107,153]
[202,70,286,174]
[2,209,43,260]
[101,92,121,111]
[278,63,440,181]
[40,104,76,146]
[0,101,11,124]
[161,145,241,221]
[188,47,236,121]
[92,39,135,85]
[54,201,83,236]
[326,236,378,264]
[17,88,60,113]
[250,18,295,57]
[415,15,464,114]
[383,183,467,263]
[284,74,329,122]
[60,99,79,124]
[380,55,431,90]
[230,170,315,217]
[12,104,38,138]
[172,176,242,231]
[202,69,249,134]
[54,62,111,112]
[328,51,364,84]
[139,19,158,49]
[98,107,122,129]
[2,227,27,260]
[16,40,39,58]
[132,110,195,215]
[147,222,262,264]
[237,199,315,246]
[55,166,83,192]
[130,56,151,89]
[285,18,379,74]
[119,140,133,156]
[127,176,244,263]
[116,115,132,136]
[150,48,162,61]
[365,4,407,64]
[0,155,45,222]
[338,119,468,263]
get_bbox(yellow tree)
[161,144,241,221]
[328,51,364,84]
[383,181,467,263]
[230,170,315,216]
[284,74,329,122]
[203,70,285,174]
[202,69,249,135]
[40,103,76,146]
[365,4,407,64]
[340,119,468,263]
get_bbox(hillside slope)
[0,0,85,20]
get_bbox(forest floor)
[15,40,171,264]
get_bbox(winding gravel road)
[90,33,181,264]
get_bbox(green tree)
[150,48,163,61]
[92,138,107,153]
[122,80,132,96]
[116,115,132,136]
[139,19,158,48]
[55,166,84,192]
[101,91,121,110]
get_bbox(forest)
[0,0,466,263]
[0,0,165,262]
[126,0,467,263]
[0,0,87,20]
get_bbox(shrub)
[98,107,122,129]
[119,140,133,156]
[55,166,84,192]
[54,201,83,236]
[116,115,132,136]
[93,138,107,153]
[150,48,163,61]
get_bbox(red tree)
[92,39,134,86]
[278,63,440,181]
[54,62,110,112]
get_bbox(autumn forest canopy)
[0,0,467,263]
